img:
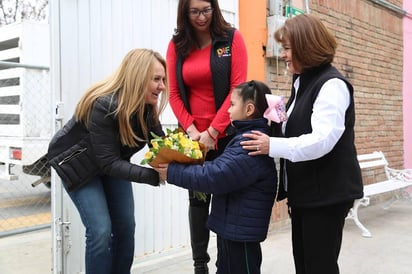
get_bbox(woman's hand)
[153,163,169,182]
[186,124,201,141]
[240,130,270,156]
[199,130,216,151]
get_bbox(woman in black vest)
[241,14,363,274]
[166,0,248,273]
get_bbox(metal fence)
[0,61,52,237]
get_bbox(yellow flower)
[140,128,204,165]
[191,140,200,150]
[144,151,153,160]
[152,141,159,149]
[164,138,173,148]
[193,149,203,159]
[180,137,191,148]
[140,128,207,202]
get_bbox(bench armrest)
[386,167,412,182]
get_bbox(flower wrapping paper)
[148,143,207,168]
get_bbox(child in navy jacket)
[155,80,279,274]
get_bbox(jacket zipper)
[58,148,87,165]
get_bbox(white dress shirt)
[269,77,350,162]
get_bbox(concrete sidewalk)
[1,200,412,274]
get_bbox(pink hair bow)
[263,94,287,123]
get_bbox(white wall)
[51,0,238,272]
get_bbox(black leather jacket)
[48,94,164,191]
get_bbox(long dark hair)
[173,0,232,58]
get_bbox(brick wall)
[266,0,404,224]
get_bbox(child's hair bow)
[263,94,287,123]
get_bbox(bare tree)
[0,0,48,26]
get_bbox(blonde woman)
[48,48,168,274]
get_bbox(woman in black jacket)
[47,48,168,274]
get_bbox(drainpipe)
[304,0,310,13]
[368,0,406,17]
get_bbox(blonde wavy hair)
[74,48,169,146]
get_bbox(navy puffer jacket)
[167,118,277,242]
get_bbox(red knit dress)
[166,30,248,138]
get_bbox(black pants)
[290,201,353,274]
[216,236,262,274]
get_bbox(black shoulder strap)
[175,28,235,115]
[176,54,191,113]
[210,28,235,111]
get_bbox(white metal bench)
[346,151,412,237]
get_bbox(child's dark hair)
[234,80,271,119]
[234,80,280,136]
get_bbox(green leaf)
[150,131,162,139]
[194,191,207,202]
[140,158,150,165]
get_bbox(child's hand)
[154,163,169,182]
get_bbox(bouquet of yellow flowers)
[140,128,207,202]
